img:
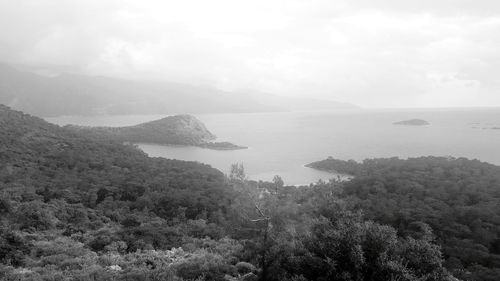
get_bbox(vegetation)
[65,114,246,150]
[308,156,500,281]
[1,104,456,280]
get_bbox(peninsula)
[65,114,247,150]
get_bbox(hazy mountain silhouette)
[0,63,358,117]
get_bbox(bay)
[46,108,500,185]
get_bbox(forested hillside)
[0,104,236,279]
[0,105,454,280]
[308,156,500,281]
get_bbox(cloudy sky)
[1,0,500,107]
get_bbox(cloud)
[1,0,500,107]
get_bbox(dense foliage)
[308,156,500,281]
[1,105,455,280]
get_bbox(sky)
[1,0,500,108]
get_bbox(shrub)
[235,262,256,274]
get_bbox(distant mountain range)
[0,63,358,117]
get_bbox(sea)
[46,108,500,185]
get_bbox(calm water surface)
[47,109,500,185]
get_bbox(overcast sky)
[1,0,500,107]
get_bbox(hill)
[0,103,233,221]
[0,104,242,279]
[65,114,246,149]
[307,156,500,281]
[0,63,358,117]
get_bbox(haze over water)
[47,108,500,185]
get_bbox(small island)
[469,122,500,130]
[393,119,430,126]
[65,115,247,150]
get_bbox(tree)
[230,163,247,182]
[272,175,284,195]
[229,164,274,280]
